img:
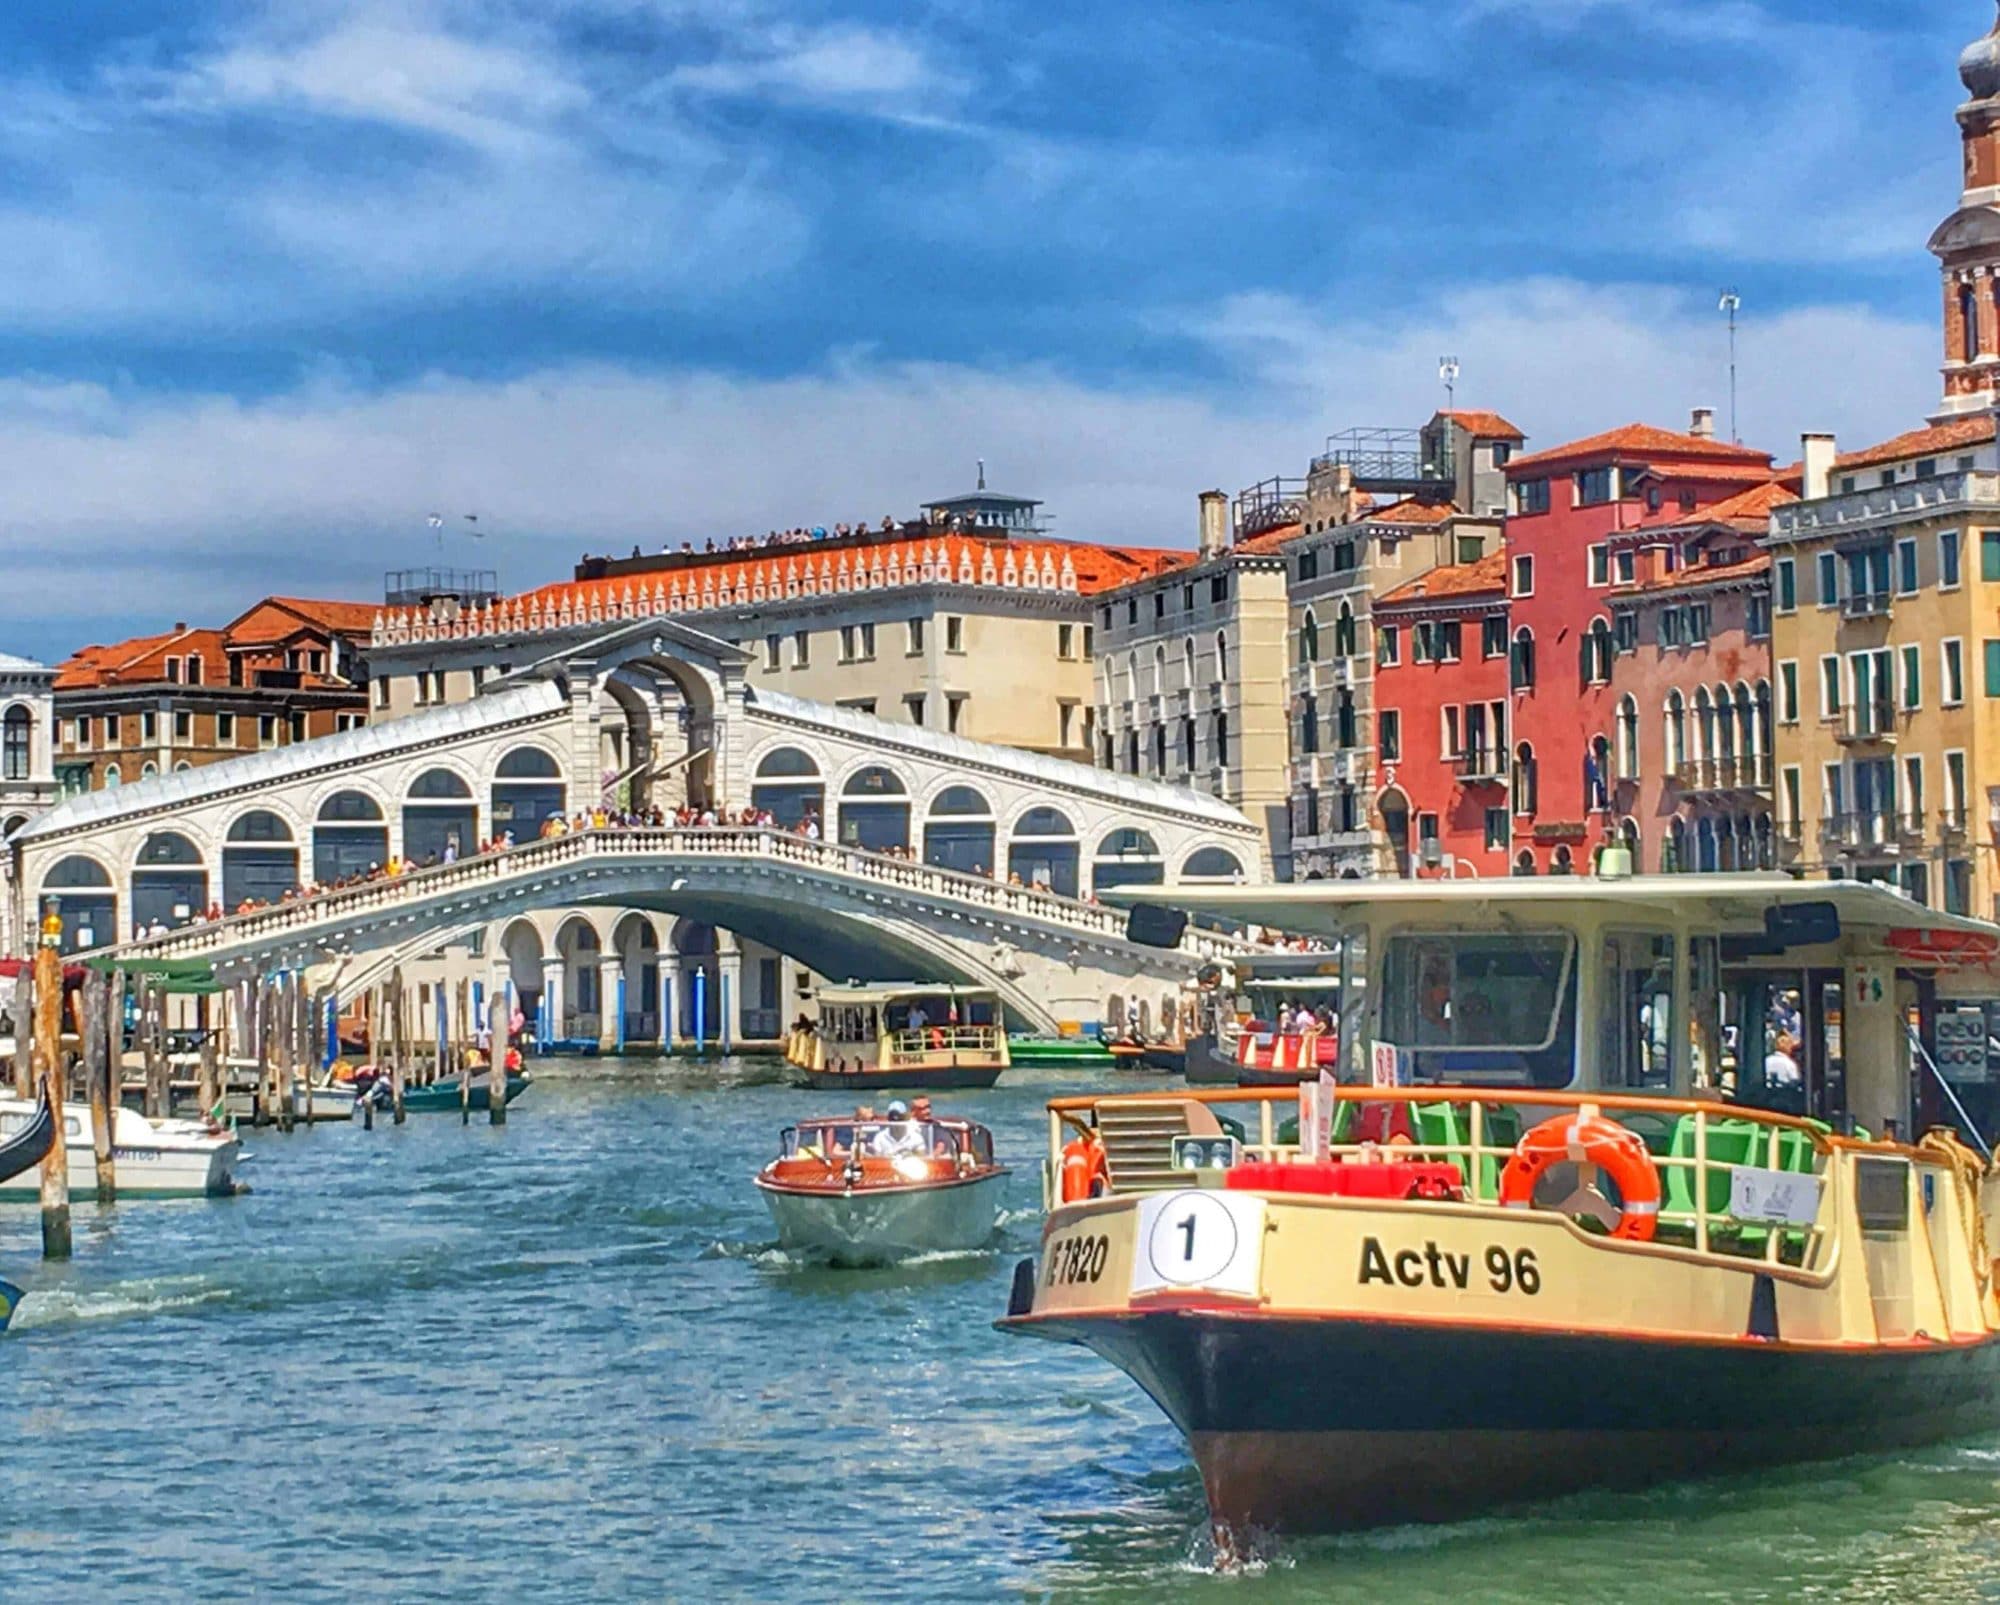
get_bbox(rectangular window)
[1484,807,1509,851]
[429,670,446,703]
[1154,592,1166,620]
[173,710,191,742]
[1778,660,1799,724]
[1816,551,1838,605]
[1515,478,1550,515]
[1903,756,1925,828]
[141,711,158,743]
[1660,607,1683,649]
[1440,620,1462,661]
[904,693,926,724]
[1947,750,1969,826]
[373,678,391,709]
[1576,466,1613,505]
[217,712,236,745]
[1378,710,1402,763]
[1688,602,1710,645]
[1613,611,1637,654]
[1441,705,1461,760]
[1896,537,1919,596]
[1588,545,1609,586]
[1746,592,1770,640]
[1945,638,1966,705]
[946,694,966,734]
[1377,626,1400,667]
[1781,765,1801,831]
[1082,625,1094,660]
[1413,622,1434,664]
[836,697,877,716]
[905,619,925,655]
[1512,554,1534,597]
[793,630,811,668]
[1210,574,1229,604]
[1297,549,1319,582]
[1456,535,1484,564]
[164,656,182,684]
[945,616,965,652]
[1615,549,1635,585]
[839,625,856,662]
[859,622,875,660]
[1986,640,2000,698]
[258,714,276,747]
[290,712,306,742]
[1941,530,1963,590]
[186,656,203,686]
[1819,655,1842,718]
[1901,643,1921,711]
[1482,615,1507,658]
[1182,583,1195,611]
[1984,531,2000,583]
[1775,556,1796,613]
[1057,624,1074,659]
[764,634,781,671]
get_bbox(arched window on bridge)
[132,830,206,935]
[838,766,910,853]
[751,747,824,831]
[41,854,115,954]
[315,790,388,883]
[1008,805,1079,898]
[1093,827,1164,893]
[1179,846,1246,884]
[224,810,298,908]
[923,785,995,874]
[404,768,477,866]
[492,748,566,837]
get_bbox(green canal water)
[4,1059,2000,1601]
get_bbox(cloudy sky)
[0,0,1979,659]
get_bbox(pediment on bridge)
[489,613,753,699]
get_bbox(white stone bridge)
[8,617,1266,1032]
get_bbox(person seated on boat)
[870,1101,930,1158]
[1764,1033,1802,1089]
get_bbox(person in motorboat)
[870,1101,929,1157]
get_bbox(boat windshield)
[784,1121,969,1160]
[1379,933,1577,1088]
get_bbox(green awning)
[82,956,223,995]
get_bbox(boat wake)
[9,1274,233,1332]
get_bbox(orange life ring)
[1059,1134,1110,1203]
[1498,1112,1661,1242]
[928,1026,946,1050]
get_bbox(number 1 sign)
[1129,1190,1267,1301]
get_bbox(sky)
[0,0,1984,660]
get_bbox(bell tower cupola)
[1930,4,2000,418]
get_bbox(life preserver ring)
[1059,1134,1110,1202]
[928,1026,946,1050]
[1498,1112,1661,1242]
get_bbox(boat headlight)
[893,1155,931,1182]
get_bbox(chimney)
[172,621,187,632]
[1198,490,1229,557]
[1689,407,1716,440]
[1801,433,1837,501]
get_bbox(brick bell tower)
[1932,4,2000,418]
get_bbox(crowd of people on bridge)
[583,504,1009,568]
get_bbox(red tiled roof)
[1616,551,1770,596]
[1377,551,1507,609]
[224,596,380,646]
[1832,415,1997,473]
[1436,409,1526,440]
[1646,480,1798,532]
[262,597,381,634]
[1505,423,1772,475]
[54,628,228,690]
[1366,499,1455,527]
[1627,459,1782,485]
[1232,522,1305,555]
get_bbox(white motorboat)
[0,1097,242,1199]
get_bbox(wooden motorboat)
[1008,1034,1117,1071]
[756,1104,1009,1265]
[787,984,1009,1092]
[1003,874,2000,1538]
[0,1096,241,1199]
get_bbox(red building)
[1603,482,1789,875]
[1499,417,1777,873]
[1370,552,1510,877]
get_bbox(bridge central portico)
[9,616,1267,1027]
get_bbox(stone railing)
[100,826,1257,965]
[1770,471,2000,541]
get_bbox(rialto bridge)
[7,617,1266,1039]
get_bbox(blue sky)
[0,0,1983,658]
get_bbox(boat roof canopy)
[1114,874,2000,945]
[815,982,1003,1006]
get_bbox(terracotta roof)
[1627,459,1781,485]
[508,533,1194,618]
[1365,499,1455,527]
[1616,551,1770,597]
[1832,415,1997,473]
[1505,423,1772,475]
[1232,522,1305,555]
[256,597,381,635]
[1436,409,1526,440]
[54,628,228,691]
[1644,480,1798,533]
[1377,551,1507,609]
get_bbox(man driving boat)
[870,1100,929,1157]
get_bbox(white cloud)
[669,23,961,114]
[0,276,1942,655]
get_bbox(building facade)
[0,651,58,954]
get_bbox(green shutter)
[1985,639,2000,697]
[1983,532,2000,582]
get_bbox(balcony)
[1454,749,1508,785]
[1896,811,1928,844]
[1771,469,2000,540]
[1234,477,1308,539]
[1840,591,1891,621]
[1311,427,1455,500]
[1820,811,1898,853]
[1677,755,1773,798]
[1834,702,1899,747]
[1940,806,1970,839]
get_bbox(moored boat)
[1002,873,2000,1536]
[0,1097,242,1199]
[1008,1033,1117,1071]
[756,1102,1009,1265]
[787,984,1009,1092]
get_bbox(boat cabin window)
[1380,933,1577,1087]
[1722,971,1843,1122]
[784,1120,969,1160]
[1600,932,1675,1090]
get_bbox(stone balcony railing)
[1770,470,2000,541]
[100,825,1260,966]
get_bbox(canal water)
[5,1059,2000,1602]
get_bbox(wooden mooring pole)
[33,919,70,1259]
[85,968,115,1204]
[14,968,35,1099]
[390,970,407,1126]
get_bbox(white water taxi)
[0,1097,242,1199]
[1002,872,2000,1535]
[785,984,1011,1092]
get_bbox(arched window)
[132,830,207,934]
[1712,682,1737,770]
[1964,281,1979,365]
[1663,817,1687,873]
[1093,827,1164,893]
[1512,742,1538,816]
[1733,683,1755,781]
[1754,813,1775,870]
[1692,687,1714,771]
[224,810,299,907]
[1299,693,1320,755]
[41,855,115,953]
[404,768,477,865]
[838,765,911,853]
[1334,690,1356,750]
[1009,806,1080,897]
[922,785,995,874]
[1214,631,1229,683]
[1616,695,1639,782]
[1180,846,1245,884]
[1664,690,1686,777]
[1510,627,1535,691]
[1299,608,1320,666]
[1587,735,1612,812]
[1182,638,1196,690]
[1124,653,1139,702]
[1334,602,1357,659]
[1696,816,1719,873]
[315,789,389,882]
[1,705,29,782]
[1513,848,1538,877]
[493,746,567,835]
[1214,712,1230,765]
[1124,729,1140,772]
[140,762,157,780]
[1581,618,1613,686]
[1181,716,1197,770]
[1753,680,1773,773]
[751,747,823,830]
[103,763,120,787]
[1552,844,1575,875]
[1618,816,1641,870]
[1151,723,1167,773]
[1152,645,1167,697]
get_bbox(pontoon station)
[785,984,1010,1092]
[1001,869,2000,1534]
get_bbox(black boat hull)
[1014,1306,2000,1532]
[1183,1033,1311,1087]
[797,1065,1003,1092]
[0,1088,57,1187]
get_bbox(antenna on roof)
[1439,356,1460,409]
[1718,290,1743,444]
[976,458,986,491]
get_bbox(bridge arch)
[836,763,912,852]
[403,765,478,864]
[131,829,208,934]
[611,911,661,1039]
[315,788,389,882]
[499,918,544,1021]
[749,744,824,829]
[1178,844,1247,884]
[42,853,116,953]
[491,745,567,838]
[223,808,299,908]
[1005,803,1079,897]
[1093,826,1164,892]
[921,783,996,875]
[553,914,607,1042]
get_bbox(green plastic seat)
[1413,1102,1519,1201]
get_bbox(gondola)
[0,1087,57,1188]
